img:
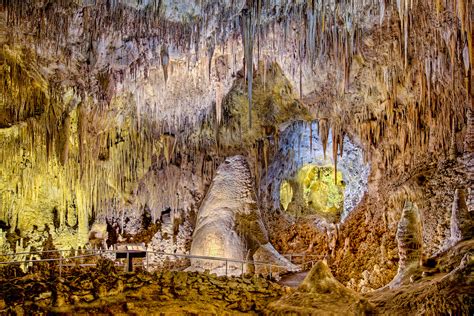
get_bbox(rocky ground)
[0,258,287,315]
[1,238,472,315]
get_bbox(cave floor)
[1,241,472,315]
[366,240,474,315]
[277,271,309,288]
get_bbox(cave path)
[278,271,309,288]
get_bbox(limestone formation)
[0,0,473,314]
[450,189,473,243]
[267,261,374,315]
[388,201,423,288]
[88,223,108,249]
[188,155,298,275]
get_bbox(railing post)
[59,252,62,278]
[269,264,272,279]
[146,251,149,272]
[241,261,244,278]
[125,252,129,272]
[225,260,228,276]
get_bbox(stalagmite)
[449,189,472,244]
[388,201,423,289]
[188,156,298,275]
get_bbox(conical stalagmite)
[450,189,473,243]
[388,201,423,288]
[188,155,298,276]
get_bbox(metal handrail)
[0,248,105,257]
[0,249,320,266]
[0,249,321,278]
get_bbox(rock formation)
[465,108,474,214]
[267,261,374,315]
[0,0,473,313]
[388,201,423,288]
[88,223,108,250]
[449,189,473,244]
[188,155,298,275]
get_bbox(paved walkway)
[278,271,309,288]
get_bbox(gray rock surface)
[261,121,369,220]
[450,189,473,243]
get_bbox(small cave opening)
[262,121,369,222]
[279,164,346,222]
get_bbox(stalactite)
[254,142,260,196]
[379,0,385,26]
[215,81,223,126]
[263,138,268,176]
[60,113,71,166]
[0,0,470,255]
[332,124,340,185]
[319,119,329,159]
[241,3,255,128]
[160,44,169,83]
[207,39,215,80]
[214,55,227,127]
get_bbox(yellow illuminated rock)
[279,180,293,211]
[280,164,345,220]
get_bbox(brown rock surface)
[267,261,375,315]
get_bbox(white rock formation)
[447,188,472,246]
[188,155,298,276]
[388,201,423,288]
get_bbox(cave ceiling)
[0,0,472,254]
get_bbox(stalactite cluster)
[0,0,472,255]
